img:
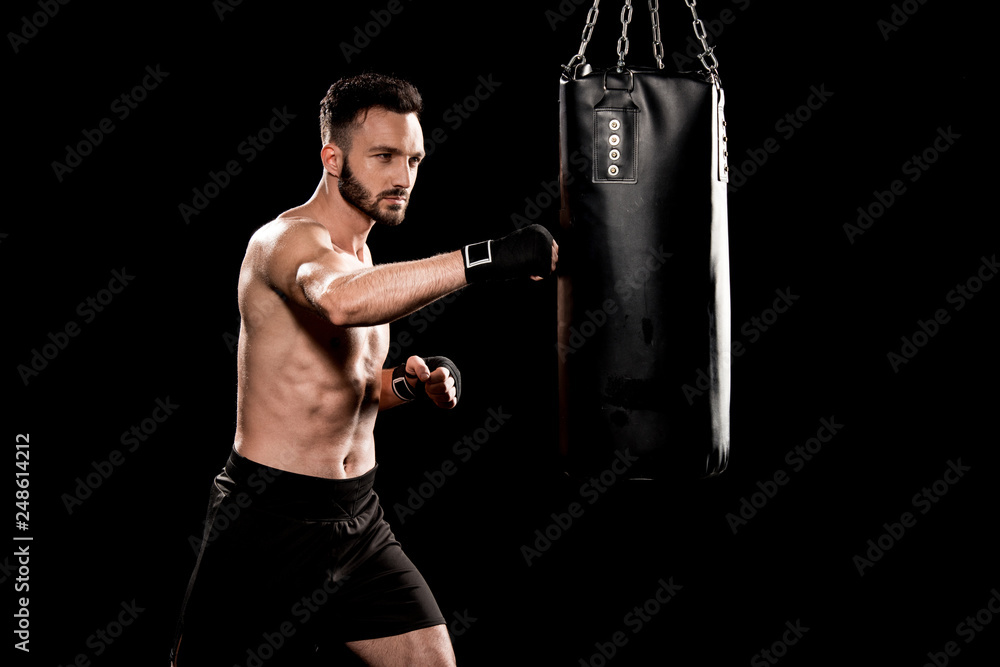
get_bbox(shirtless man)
[171,74,558,666]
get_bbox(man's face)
[337,108,424,227]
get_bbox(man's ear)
[321,143,342,177]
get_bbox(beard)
[338,158,408,227]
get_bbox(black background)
[5,1,995,665]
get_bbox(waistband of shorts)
[221,448,378,520]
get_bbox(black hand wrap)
[418,356,462,404]
[390,356,462,404]
[463,224,554,283]
[390,363,419,402]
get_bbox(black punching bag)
[556,4,731,480]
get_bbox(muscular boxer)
[170,74,557,666]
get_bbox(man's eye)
[409,157,421,166]
[376,153,392,160]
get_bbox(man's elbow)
[321,291,371,327]
[325,298,362,327]
[299,279,360,327]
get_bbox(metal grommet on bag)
[609,118,621,130]
[608,165,620,176]
[608,134,620,146]
[609,149,621,161]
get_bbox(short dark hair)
[319,73,423,150]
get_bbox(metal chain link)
[565,0,721,78]
[648,0,665,69]
[684,0,721,78]
[616,0,633,71]
[565,0,602,73]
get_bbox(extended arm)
[301,250,466,327]
[260,217,557,328]
[260,218,466,327]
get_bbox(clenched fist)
[398,355,461,409]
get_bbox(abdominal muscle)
[233,282,388,480]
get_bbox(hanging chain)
[565,0,602,74]
[616,0,634,71]
[565,0,722,78]
[685,0,721,78]
[648,0,665,69]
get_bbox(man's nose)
[392,160,415,189]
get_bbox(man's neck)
[299,174,374,261]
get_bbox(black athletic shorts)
[172,449,445,666]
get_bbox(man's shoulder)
[245,217,337,271]
[251,215,326,247]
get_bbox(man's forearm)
[317,250,466,327]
